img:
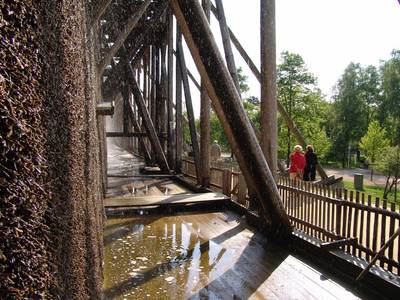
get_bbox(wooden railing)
[182,158,400,276]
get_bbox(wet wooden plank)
[105,192,229,208]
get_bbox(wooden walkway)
[103,210,379,300]
[105,143,228,209]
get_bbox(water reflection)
[103,215,236,299]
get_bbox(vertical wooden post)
[160,41,168,151]
[260,0,278,176]
[167,11,176,170]
[122,83,129,134]
[175,29,183,173]
[177,39,201,182]
[151,46,157,124]
[155,45,161,133]
[200,0,211,187]
[222,169,232,196]
[238,173,247,206]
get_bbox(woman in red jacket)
[289,145,306,180]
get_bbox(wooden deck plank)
[104,211,373,299]
[105,192,229,208]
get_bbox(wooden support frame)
[260,0,278,176]
[210,3,328,180]
[91,0,112,28]
[126,96,152,162]
[97,0,151,75]
[106,132,146,137]
[171,0,291,236]
[96,102,114,116]
[215,0,241,94]
[167,11,175,170]
[175,29,183,172]
[321,238,358,251]
[176,37,201,182]
[125,64,170,172]
[200,0,211,188]
[160,37,168,151]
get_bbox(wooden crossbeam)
[97,0,151,75]
[106,132,146,137]
[126,64,170,172]
[96,102,114,115]
[320,237,358,251]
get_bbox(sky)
[184,0,400,116]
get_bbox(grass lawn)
[342,180,399,204]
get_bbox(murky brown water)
[103,214,236,300]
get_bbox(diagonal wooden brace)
[170,0,291,236]
[125,65,170,173]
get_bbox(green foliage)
[210,111,230,151]
[379,49,400,145]
[378,146,400,177]
[359,121,390,163]
[277,51,331,163]
[237,66,249,95]
[329,63,371,165]
[377,146,400,200]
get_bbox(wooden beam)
[126,65,170,172]
[356,227,400,281]
[175,29,183,172]
[210,3,327,179]
[106,132,146,137]
[150,45,157,124]
[96,102,114,115]
[260,0,278,176]
[321,237,358,251]
[167,11,175,170]
[172,50,201,90]
[200,0,211,188]
[97,0,151,74]
[171,0,291,236]
[91,0,112,28]
[126,95,152,162]
[177,37,201,182]
[160,39,168,151]
[122,84,130,134]
[215,0,241,94]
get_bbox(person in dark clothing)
[303,145,318,181]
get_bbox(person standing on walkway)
[303,145,318,181]
[289,145,306,181]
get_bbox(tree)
[330,63,368,166]
[237,66,249,95]
[359,121,390,163]
[359,65,381,125]
[379,49,400,145]
[277,51,330,164]
[377,146,400,201]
